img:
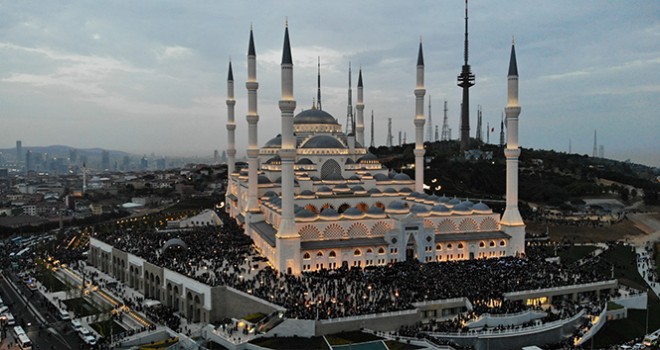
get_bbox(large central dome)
[293,108,338,125]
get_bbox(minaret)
[317,57,322,110]
[500,39,525,257]
[486,122,490,144]
[426,96,433,142]
[499,112,505,147]
[356,69,365,147]
[245,27,260,215]
[386,118,393,148]
[370,110,375,148]
[275,22,300,275]
[226,61,236,176]
[346,63,354,135]
[592,129,598,157]
[457,0,475,152]
[414,40,426,193]
[441,101,450,141]
[569,139,572,153]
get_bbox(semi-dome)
[345,158,355,164]
[301,135,346,149]
[293,108,338,125]
[373,173,389,181]
[264,156,281,165]
[357,153,379,164]
[263,134,282,148]
[296,158,314,165]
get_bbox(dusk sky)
[1,1,658,166]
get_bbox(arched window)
[447,243,453,249]
[489,241,496,247]
[457,243,464,249]
[303,252,311,260]
[378,247,385,254]
[316,251,324,257]
[321,159,342,179]
[499,240,507,246]
[329,250,336,258]
[354,249,361,256]
[479,241,486,248]
[366,248,373,254]
[436,244,442,250]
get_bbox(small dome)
[262,191,278,198]
[453,203,472,214]
[317,186,332,195]
[373,173,389,181]
[399,187,413,194]
[386,201,410,214]
[383,188,398,196]
[367,188,382,195]
[437,195,450,204]
[348,175,361,181]
[393,173,411,181]
[269,195,280,203]
[367,205,385,215]
[296,209,317,219]
[258,175,271,184]
[263,134,282,148]
[324,171,345,182]
[357,153,379,164]
[301,135,346,149]
[388,170,397,179]
[294,204,303,213]
[473,202,492,214]
[410,205,430,216]
[163,238,187,251]
[345,158,355,164]
[447,197,461,206]
[299,190,315,198]
[461,199,475,208]
[296,158,314,165]
[431,204,451,215]
[264,156,281,165]
[311,176,322,182]
[343,207,364,219]
[319,208,341,219]
[352,185,365,192]
[293,108,338,125]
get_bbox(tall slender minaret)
[386,118,393,148]
[226,61,236,176]
[500,39,525,256]
[370,110,375,148]
[427,96,433,142]
[499,112,505,146]
[276,22,300,275]
[457,0,475,152]
[317,57,322,110]
[414,40,426,193]
[346,63,354,135]
[486,122,490,144]
[441,100,450,141]
[398,131,402,146]
[245,27,260,215]
[356,69,365,146]
[569,138,572,153]
[592,129,598,157]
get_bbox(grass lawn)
[250,336,328,350]
[325,331,383,345]
[62,297,101,317]
[384,340,425,350]
[557,245,597,265]
[35,269,70,292]
[90,319,127,339]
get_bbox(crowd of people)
[89,209,614,321]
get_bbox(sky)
[1,1,659,166]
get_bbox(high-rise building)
[101,150,110,170]
[16,140,22,164]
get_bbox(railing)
[503,280,617,298]
[427,309,585,338]
[318,309,418,324]
[413,297,468,307]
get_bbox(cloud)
[156,45,193,61]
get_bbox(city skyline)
[1,1,658,166]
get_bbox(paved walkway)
[627,212,660,298]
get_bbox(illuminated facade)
[225,26,525,275]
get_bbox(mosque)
[225,25,525,275]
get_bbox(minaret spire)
[276,21,300,274]
[356,68,365,146]
[457,0,475,152]
[499,111,505,146]
[317,56,322,110]
[225,60,236,180]
[501,39,525,257]
[414,40,426,192]
[346,63,354,135]
[592,129,598,157]
[245,27,260,215]
[427,95,433,142]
